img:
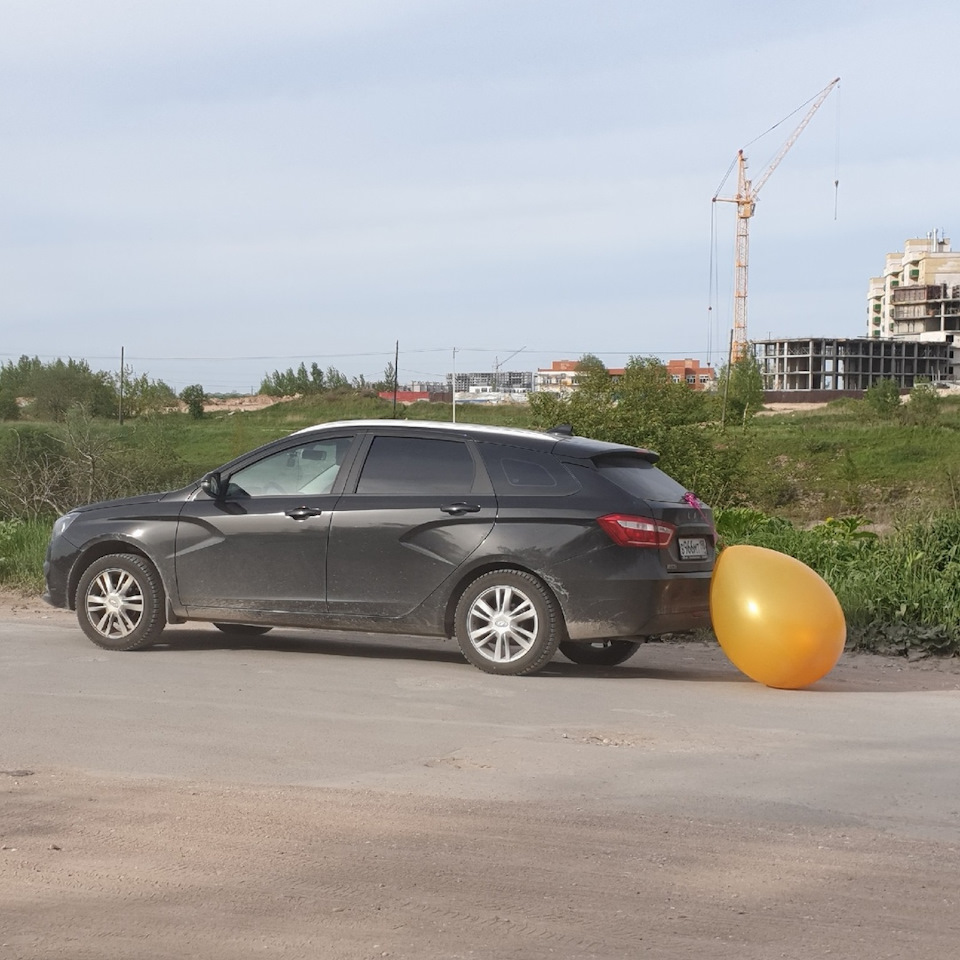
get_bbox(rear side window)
[478,443,580,497]
[356,436,476,495]
[595,455,688,502]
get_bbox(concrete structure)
[446,370,533,397]
[753,234,959,398]
[867,232,960,380]
[753,336,949,398]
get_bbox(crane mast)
[714,77,840,362]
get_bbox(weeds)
[0,518,48,592]
[717,508,960,657]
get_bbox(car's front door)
[325,434,496,618]
[174,435,354,620]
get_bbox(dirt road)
[2,596,959,959]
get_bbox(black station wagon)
[44,420,715,675]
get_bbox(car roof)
[292,419,553,442]
[290,419,657,462]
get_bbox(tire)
[76,554,166,651]
[213,623,273,636]
[559,639,643,666]
[454,569,563,676]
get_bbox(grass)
[4,393,960,657]
[0,518,49,592]
[738,398,960,522]
[717,508,960,655]
[153,395,535,477]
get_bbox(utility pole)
[392,340,399,418]
[118,346,124,425]
[451,347,457,423]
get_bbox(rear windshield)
[594,455,688,502]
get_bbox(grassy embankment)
[3,394,960,654]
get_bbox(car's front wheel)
[559,639,643,666]
[454,569,562,676]
[76,554,166,651]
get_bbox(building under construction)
[867,232,960,376]
[754,234,958,399]
[753,337,949,400]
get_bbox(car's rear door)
[325,433,496,617]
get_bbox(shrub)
[180,384,206,419]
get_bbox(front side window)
[356,436,476,495]
[227,437,352,498]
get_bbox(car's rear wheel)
[454,569,562,676]
[213,623,273,636]
[76,554,166,651]
[559,639,643,666]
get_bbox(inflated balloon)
[710,545,846,689]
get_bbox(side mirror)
[200,471,223,499]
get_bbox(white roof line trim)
[291,419,552,440]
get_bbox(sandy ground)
[4,772,959,960]
[3,591,960,959]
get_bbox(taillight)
[597,513,675,548]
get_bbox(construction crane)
[713,77,840,362]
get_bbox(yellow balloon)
[710,545,846,689]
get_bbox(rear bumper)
[561,573,713,640]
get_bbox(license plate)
[679,537,708,560]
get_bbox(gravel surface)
[2,589,959,959]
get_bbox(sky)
[2,0,959,394]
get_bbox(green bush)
[528,355,744,506]
[864,379,902,419]
[717,508,960,657]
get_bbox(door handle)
[440,502,482,516]
[285,506,324,521]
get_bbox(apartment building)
[446,370,533,397]
[666,358,716,391]
[867,231,960,379]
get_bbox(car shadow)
[146,624,755,681]
[138,624,960,691]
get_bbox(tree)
[7,357,117,421]
[115,367,178,418]
[720,354,765,426]
[325,366,350,390]
[179,384,206,419]
[528,354,742,505]
[0,391,19,421]
[902,380,942,426]
[864,379,902,419]
[373,361,397,393]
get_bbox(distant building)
[751,233,958,399]
[446,370,533,397]
[408,380,448,394]
[533,360,580,396]
[534,358,716,396]
[753,337,949,399]
[867,231,959,380]
[377,388,451,404]
[666,358,717,391]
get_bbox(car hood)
[72,490,181,514]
